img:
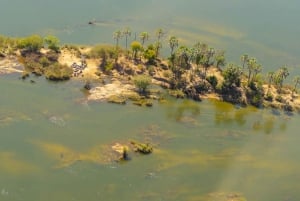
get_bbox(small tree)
[133,75,151,94]
[139,32,149,48]
[44,35,60,52]
[292,76,300,96]
[214,50,226,69]
[113,30,123,49]
[168,36,179,56]
[240,54,249,71]
[18,35,43,53]
[113,30,123,62]
[123,27,131,51]
[130,41,142,60]
[274,66,289,93]
[266,71,275,93]
[222,63,242,88]
[155,28,164,57]
[143,44,156,64]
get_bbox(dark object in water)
[84,81,92,90]
[88,21,95,25]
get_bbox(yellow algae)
[242,40,297,62]
[31,140,125,168]
[31,140,81,168]
[0,152,38,175]
[155,148,257,172]
[171,17,246,40]
[168,29,224,46]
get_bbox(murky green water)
[1,74,300,201]
[1,1,300,200]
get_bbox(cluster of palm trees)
[112,27,299,95]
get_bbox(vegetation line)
[0,29,299,113]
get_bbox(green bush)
[143,45,156,64]
[133,75,151,94]
[39,56,51,67]
[222,64,241,88]
[89,44,116,59]
[44,35,60,52]
[44,63,73,81]
[18,35,43,53]
[206,75,218,89]
[264,92,273,101]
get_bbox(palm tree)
[274,66,289,93]
[252,63,262,82]
[139,32,149,48]
[214,50,226,69]
[292,76,300,96]
[169,36,179,56]
[156,28,164,42]
[266,71,275,93]
[240,54,249,71]
[113,30,123,49]
[192,42,207,69]
[155,28,164,57]
[113,30,123,62]
[123,27,131,51]
[246,57,257,84]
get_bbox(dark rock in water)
[49,116,66,127]
[30,80,36,84]
[271,108,281,116]
[84,81,92,90]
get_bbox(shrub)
[89,44,116,59]
[144,45,156,64]
[44,35,60,52]
[133,75,151,94]
[264,92,273,101]
[39,56,51,67]
[222,64,241,88]
[206,75,218,89]
[17,35,43,53]
[275,95,284,103]
[44,63,73,81]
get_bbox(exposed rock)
[133,99,153,107]
[107,95,126,104]
[111,143,130,161]
[88,80,136,101]
[130,140,153,154]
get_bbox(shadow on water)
[163,99,201,126]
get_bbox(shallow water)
[1,74,300,201]
[1,1,300,200]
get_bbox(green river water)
[1,1,300,200]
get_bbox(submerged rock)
[205,192,247,201]
[49,116,66,127]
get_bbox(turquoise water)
[1,1,300,200]
[1,0,300,73]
